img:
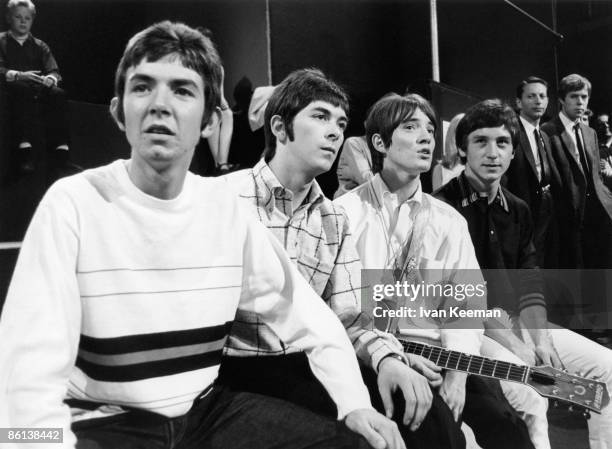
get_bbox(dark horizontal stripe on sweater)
[79,322,232,354]
[76,350,223,382]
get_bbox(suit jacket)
[542,116,612,221]
[504,119,561,212]
[542,116,612,267]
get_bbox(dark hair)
[263,68,349,161]
[365,93,438,174]
[114,21,222,126]
[455,99,519,164]
[516,76,549,99]
[558,73,592,99]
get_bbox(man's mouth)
[145,125,174,135]
[321,146,336,154]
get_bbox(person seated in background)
[435,99,612,449]
[334,92,535,449]
[334,132,373,198]
[595,112,612,189]
[227,76,265,169]
[431,112,465,191]
[0,21,405,449]
[206,64,237,174]
[0,0,75,175]
[220,68,465,449]
[583,108,593,126]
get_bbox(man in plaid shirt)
[219,68,465,449]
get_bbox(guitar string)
[402,341,527,381]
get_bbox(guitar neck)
[400,339,529,384]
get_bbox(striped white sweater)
[0,160,372,448]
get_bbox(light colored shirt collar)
[7,30,30,45]
[559,110,580,132]
[371,173,423,210]
[519,115,538,135]
[252,159,325,215]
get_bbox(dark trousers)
[73,385,367,449]
[463,376,535,449]
[6,80,70,149]
[533,189,558,268]
[218,353,466,449]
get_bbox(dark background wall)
[0,0,269,105]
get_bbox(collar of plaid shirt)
[251,159,326,216]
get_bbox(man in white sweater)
[0,21,404,449]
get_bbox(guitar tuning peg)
[583,410,591,420]
[577,371,585,377]
[553,401,559,408]
[568,405,574,412]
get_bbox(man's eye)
[338,122,347,131]
[313,114,327,120]
[131,84,149,93]
[176,87,195,97]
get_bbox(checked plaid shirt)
[222,159,405,371]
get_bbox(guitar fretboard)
[401,339,528,383]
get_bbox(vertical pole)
[552,0,560,96]
[430,0,440,83]
[265,0,272,85]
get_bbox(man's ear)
[270,115,287,144]
[515,98,522,112]
[109,97,125,131]
[201,107,220,138]
[458,147,467,161]
[371,134,387,155]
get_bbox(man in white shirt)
[335,92,535,449]
[0,21,404,449]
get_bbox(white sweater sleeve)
[237,214,373,419]
[0,186,81,449]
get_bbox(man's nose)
[149,88,171,116]
[485,142,499,158]
[327,123,342,140]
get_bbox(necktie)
[574,124,591,176]
[534,129,550,184]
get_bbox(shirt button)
[490,230,494,235]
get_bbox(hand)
[377,357,433,431]
[511,340,537,366]
[345,408,406,449]
[534,336,563,369]
[439,371,467,422]
[19,70,43,84]
[405,353,443,387]
[42,75,56,88]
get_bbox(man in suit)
[504,77,561,268]
[541,74,612,270]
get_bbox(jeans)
[73,385,368,449]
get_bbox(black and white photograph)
[1,1,611,448]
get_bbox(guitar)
[398,337,610,415]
